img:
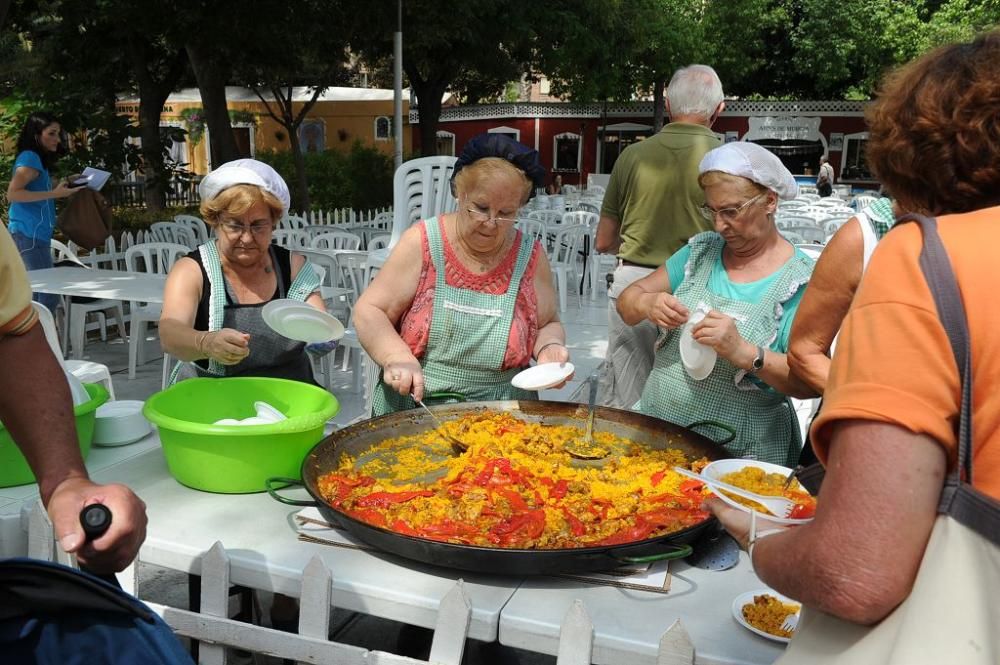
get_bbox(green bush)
[256,142,393,212]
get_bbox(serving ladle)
[565,371,609,460]
[412,395,471,455]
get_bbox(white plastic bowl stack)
[93,401,152,447]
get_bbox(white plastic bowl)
[701,459,814,526]
[93,400,152,447]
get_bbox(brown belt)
[619,258,659,269]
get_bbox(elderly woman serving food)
[354,134,569,415]
[159,159,324,383]
[617,142,814,465]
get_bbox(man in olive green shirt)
[595,64,724,408]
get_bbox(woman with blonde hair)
[355,133,569,414]
[160,159,324,383]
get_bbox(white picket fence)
[24,500,698,665]
[295,207,393,228]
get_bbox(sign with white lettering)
[745,117,823,142]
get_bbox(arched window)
[436,130,455,156]
[553,132,581,172]
[374,116,391,141]
[488,125,521,142]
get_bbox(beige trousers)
[598,263,658,409]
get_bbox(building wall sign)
[745,116,823,142]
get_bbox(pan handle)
[265,477,318,507]
[423,391,468,404]
[686,420,736,446]
[612,543,693,564]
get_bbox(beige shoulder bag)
[777,213,1000,665]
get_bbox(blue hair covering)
[450,133,547,199]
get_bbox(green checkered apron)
[371,217,537,416]
[637,232,813,465]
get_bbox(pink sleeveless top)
[398,222,541,369]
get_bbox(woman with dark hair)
[5,112,80,310]
[709,31,1000,663]
[354,133,569,415]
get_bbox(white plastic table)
[500,560,786,664]
[29,267,168,303]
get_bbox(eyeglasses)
[219,221,273,236]
[466,207,518,225]
[699,193,766,223]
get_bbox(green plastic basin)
[143,377,339,494]
[0,382,109,488]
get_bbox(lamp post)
[393,0,403,170]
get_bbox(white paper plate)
[702,459,815,526]
[732,589,801,644]
[679,323,717,380]
[262,300,345,343]
[254,401,287,422]
[511,362,575,391]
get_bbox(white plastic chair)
[562,184,579,194]
[852,195,878,212]
[823,217,852,237]
[561,211,599,228]
[368,233,391,251]
[32,302,116,399]
[50,240,128,359]
[784,225,826,244]
[271,229,309,249]
[516,218,546,245]
[781,230,806,244]
[548,224,588,312]
[310,231,362,252]
[124,242,189,379]
[574,201,601,215]
[150,222,197,249]
[173,214,209,245]
[279,213,309,231]
[585,185,605,198]
[527,210,562,225]
[588,226,618,301]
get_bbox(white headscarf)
[698,142,798,200]
[198,159,291,214]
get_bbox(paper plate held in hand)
[511,362,575,391]
[679,319,717,381]
[262,299,344,344]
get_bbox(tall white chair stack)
[548,224,588,312]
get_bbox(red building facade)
[411,100,874,190]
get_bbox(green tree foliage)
[347,0,537,155]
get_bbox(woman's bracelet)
[534,341,565,361]
[196,331,210,357]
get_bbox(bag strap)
[897,213,1000,543]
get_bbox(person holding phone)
[5,111,81,311]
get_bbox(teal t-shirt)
[8,150,56,241]
[665,243,810,353]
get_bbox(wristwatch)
[749,345,766,374]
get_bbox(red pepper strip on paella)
[354,489,434,508]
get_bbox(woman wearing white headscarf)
[617,142,815,465]
[160,159,325,383]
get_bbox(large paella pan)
[270,399,734,575]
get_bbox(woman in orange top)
[709,30,1000,640]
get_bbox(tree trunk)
[137,102,167,211]
[652,78,665,133]
[411,80,447,158]
[186,42,239,168]
[288,128,309,212]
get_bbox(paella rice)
[317,411,711,549]
[719,466,817,519]
[742,594,801,639]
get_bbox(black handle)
[265,477,318,506]
[686,420,736,446]
[80,504,112,540]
